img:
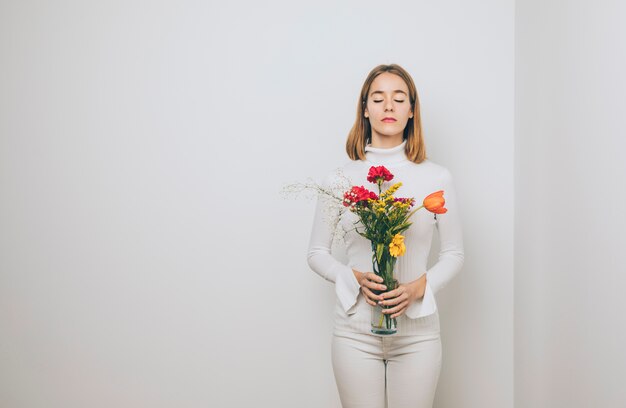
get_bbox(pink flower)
[393,197,416,207]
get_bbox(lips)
[382,118,397,123]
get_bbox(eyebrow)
[370,90,408,97]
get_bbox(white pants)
[331,323,442,408]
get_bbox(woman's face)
[364,72,413,142]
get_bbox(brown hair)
[346,64,427,164]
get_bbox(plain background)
[515,1,626,407]
[0,1,624,407]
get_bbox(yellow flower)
[389,234,406,257]
[393,202,409,210]
[380,182,402,198]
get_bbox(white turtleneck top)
[307,140,465,336]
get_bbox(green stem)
[406,205,424,220]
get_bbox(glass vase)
[369,241,400,335]
[370,278,399,335]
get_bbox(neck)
[364,139,409,165]
[369,132,404,149]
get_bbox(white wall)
[515,1,626,407]
[0,1,514,407]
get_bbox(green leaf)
[376,243,384,264]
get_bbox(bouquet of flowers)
[282,165,447,334]
[342,165,447,333]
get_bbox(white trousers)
[331,322,442,408]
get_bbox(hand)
[352,269,387,306]
[379,274,427,319]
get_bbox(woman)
[307,64,465,408]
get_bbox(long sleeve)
[405,278,437,319]
[424,168,465,294]
[306,175,360,315]
[405,168,464,319]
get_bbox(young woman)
[307,64,465,408]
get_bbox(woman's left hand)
[379,274,427,319]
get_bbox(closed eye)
[373,100,405,103]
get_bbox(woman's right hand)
[353,269,387,306]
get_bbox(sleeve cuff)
[335,264,360,315]
[405,280,437,319]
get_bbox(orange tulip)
[423,190,447,214]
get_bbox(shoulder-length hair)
[346,64,427,164]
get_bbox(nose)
[384,100,394,111]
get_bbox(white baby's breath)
[280,168,356,245]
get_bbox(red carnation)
[343,186,378,208]
[367,166,394,184]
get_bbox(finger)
[390,304,408,319]
[362,287,383,302]
[382,294,409,307]
[361,273,386,291]
[364,272,383,283]
[380,288,396,299]
[381,286,405,300]
[383,300,409,315]
[380,292,409,307]
[366,279,387,292]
